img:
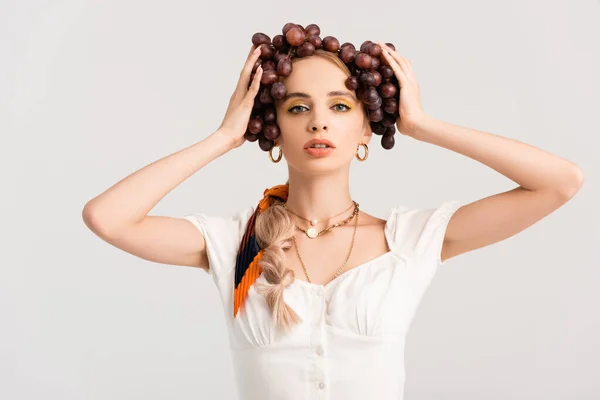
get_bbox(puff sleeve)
[182,205,255,286]
[387,200,463,266]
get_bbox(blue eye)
[333,103,351,112]
[288,105,308,113]
[287,103,351,113]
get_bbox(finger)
[379,42,415,80]
[236,46,263,94]
[244,65,263,104]
[379,42,412,74]
[380,48,409,88]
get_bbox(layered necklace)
[282,201,360,283]
[282,201,358,239]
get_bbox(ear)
[362,117,373,145]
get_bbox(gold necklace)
[284,201,358,239]
[292,204,360,283]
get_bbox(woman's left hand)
[378,41,427,137]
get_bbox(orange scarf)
[233,184,289,317]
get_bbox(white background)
[2,0,599,399]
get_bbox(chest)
[281,223,391,286]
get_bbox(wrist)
[410,114,436,140]
[206,129,237,153]
[211,129,238,152]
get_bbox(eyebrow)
[281,90,358,103]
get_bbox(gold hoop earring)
[269,145,282,163]
[355,143,368,161]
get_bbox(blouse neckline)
[288,211,397,290]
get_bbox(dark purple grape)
[356,87,365,101]
[385,125,396,135]
[258,44,274,59]
[258,135,274,151]
[368,97,382,110]
[244,130,259,142]
[360,41,373,52]
[381,112,396,127]
[262,107,276,123]
[263,123,280,140]
[307,35,322,49]
[252,33,271,46]
[381,133,395,149]
[296,41,316,57]
[368,107,384,122]
[359,72,375,87]
[385,42,396,51]
[253,96,264,109]
[370,56,380,70]
[355,52,372,69]
[270,82,287,100]
[363,87,380,105]
[259,86,274,104]
[272,35,287,50]
[371,70,382,87]
[260,69,279,85]
[277,57,292,77]
[273,50,287,64]
[382,98,398,114]
[378,65,394,79]
[339,46,356,63]
[248,117,263,134]
[368,44,382,58]
[322,36,340,52]
[282,23,296,35]
[305,24,320,37]
[286,27,305,46]
[371,121,387,135]
[378,82,397,98]
[261,60,276,70]
[345,76,359,90]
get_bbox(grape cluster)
[244,22,401,152]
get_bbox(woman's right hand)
[216,45,264,149]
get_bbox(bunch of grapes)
[244,22,401,152]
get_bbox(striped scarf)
[233,183,289,317]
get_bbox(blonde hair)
[254,50,367,333]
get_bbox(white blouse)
[184,200,462,400]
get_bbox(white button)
[316,345,324,355]
[318,381,325,389]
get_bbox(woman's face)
[273,56,372,174]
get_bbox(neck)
[284,168,354,227]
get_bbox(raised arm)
[82,44,264,270]
[377,41,584,263]
[413,116,583,263]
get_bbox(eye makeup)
[286,100,353,114]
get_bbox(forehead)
[280,56,349,94]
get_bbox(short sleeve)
[387,200,462,265]
[182,205,255,283]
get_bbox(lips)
[304,138,336,149]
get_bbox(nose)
[311,123,327,132]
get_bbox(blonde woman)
[82,38,583,399]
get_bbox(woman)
[82,43,584,399]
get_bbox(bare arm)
[82,44,264,270]
[376,42,584,263]
[82,132,235,269]
[409,116,584,264]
